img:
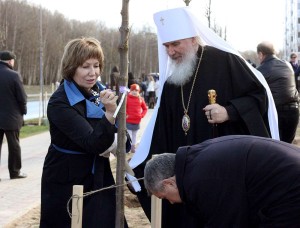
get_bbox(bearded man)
[129,7,279,228]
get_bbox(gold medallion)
[182,113,190,135]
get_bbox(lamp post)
[39,6,44,120]
[183,0,191,6]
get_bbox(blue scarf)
[64,80,106,118]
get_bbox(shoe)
[10,172,27,179]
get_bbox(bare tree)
[0,0,159,87]
[205,0,212,28]
[115,0,129,227]
[183,0,192,6]
[204,0,227,40]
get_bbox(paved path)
[0,132,50,227]
[0,109,154,227]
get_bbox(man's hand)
[203,104,229,124]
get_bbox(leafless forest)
[0,0,159,86]
[0,0,262,88]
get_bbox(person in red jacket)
[126,84,148,153]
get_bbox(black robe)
[176,135,300,227]
[134,46,271,227]
[151,46,270,154]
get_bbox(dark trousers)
[0,129,22,177]
[277,107,299,143]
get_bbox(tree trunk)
[116,0,129,227]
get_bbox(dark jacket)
[0,61,27,130]
[257,55,299,106]
[40,80,118,228]
[176,135,300,227]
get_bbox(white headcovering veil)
[127,7,279,190]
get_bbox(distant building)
[284,0,300,60]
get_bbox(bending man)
[144,135,300,227]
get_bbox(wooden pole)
[39,6,44,118]
[151,154,162,228]
[151,195,162,228]
[38,92,42,126]
[71,185,83,228]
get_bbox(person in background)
[146,75,156,108]
[144,135,300,227]
[131,7,279,228]
[246,59,257,68]
[136,77,146,98]
[291,53,300,90]
[110,65,119,91]
[257,41,299,143]
[141,78,149,103]
[0,51,27,181]
[289,52,299,73]
[126,84,148,153]
[40,37,128,227]
[154,76,160,104]
[128,71,137,88]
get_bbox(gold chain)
[181,46,205,115]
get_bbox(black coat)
[176,135,300,227]
[40,80,118,228]
[0,61,27,130]
[257,55,299,105]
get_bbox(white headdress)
[128,7,279,190]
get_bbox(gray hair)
[144,153,176,195]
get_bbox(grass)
[20,118,49,139]
[19,85,52,138]
[24,85,55,95]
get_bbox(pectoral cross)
[160,17,164,25]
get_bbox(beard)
[167,48,198,86]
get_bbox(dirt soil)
[5,193,150,228]
[4,153,150,228]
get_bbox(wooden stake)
[151,195,162,228]
[71,185,83,228]
[151,154,162,228]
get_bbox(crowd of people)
[110,70,160,109]
[1,5,300,228]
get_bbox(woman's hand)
[100,90,118,124]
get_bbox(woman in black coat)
[40,37,127,227]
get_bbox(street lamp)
[183,0,191,6]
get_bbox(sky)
[26,0,285,52]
